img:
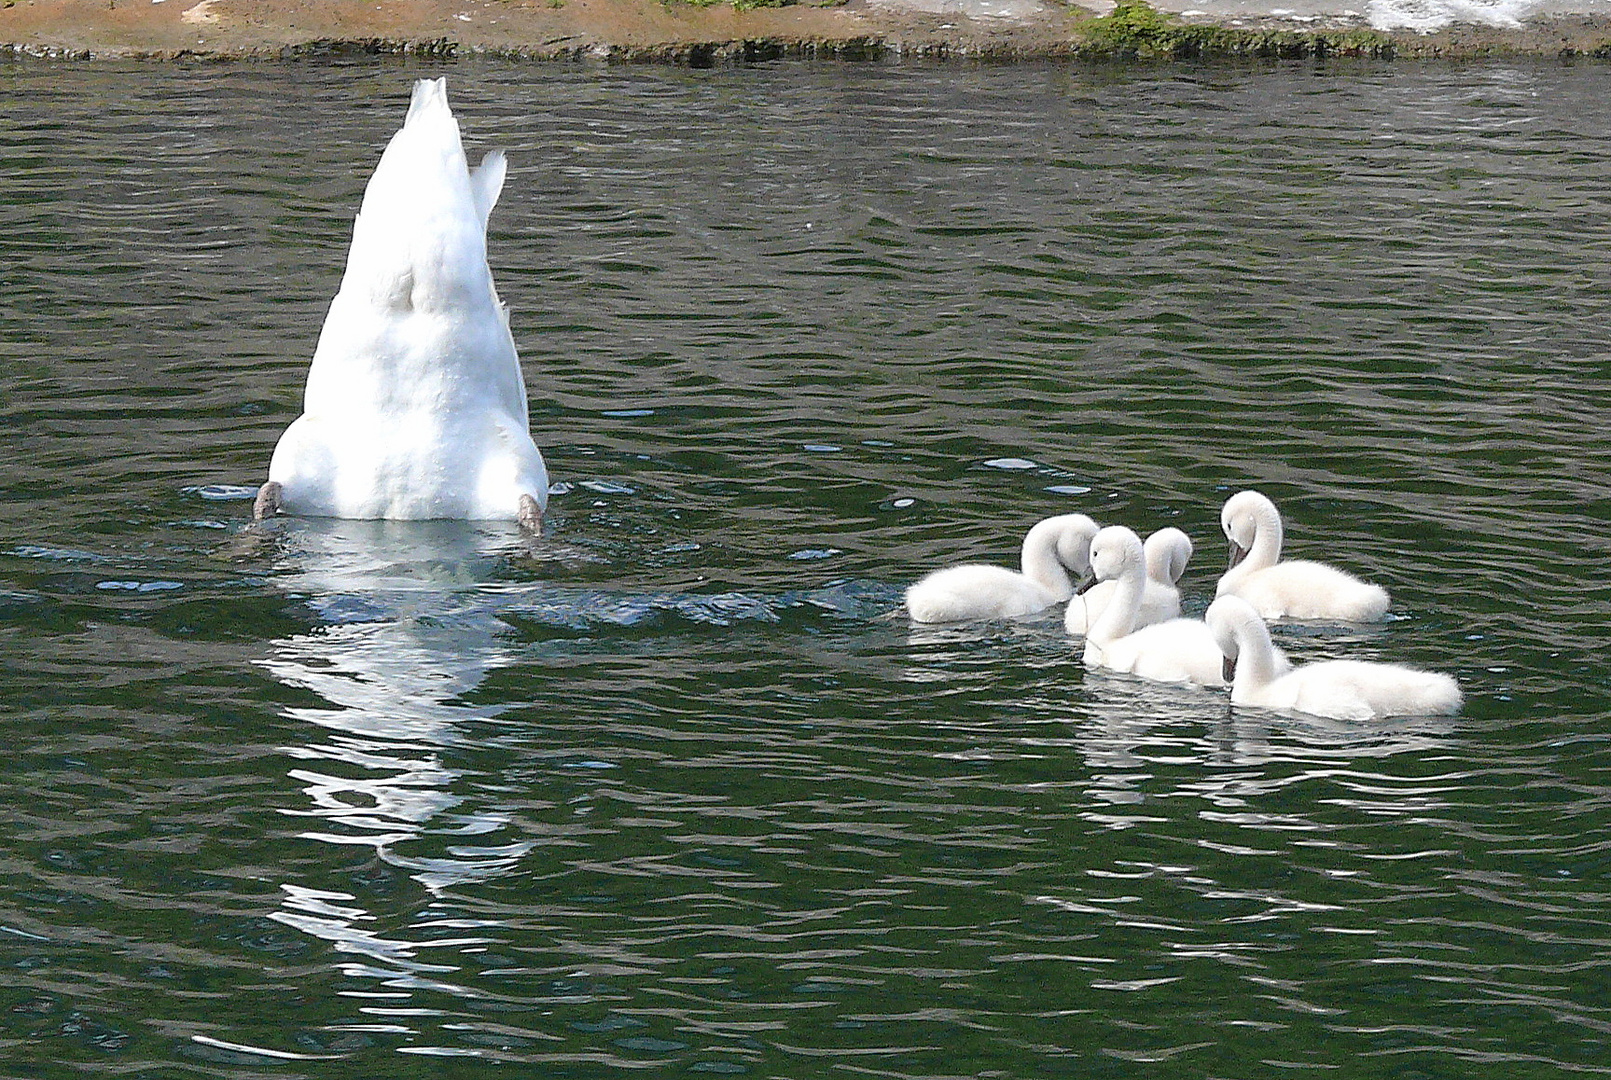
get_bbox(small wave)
[491,579,902,635]
[787,547,842,561]
[7,544,108,564]
[303,593,398,625]
[499,588,783,633]
[183,484,261,502]
[96,579,184,593]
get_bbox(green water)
[1,59,1609,1078]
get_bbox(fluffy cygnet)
[1081,525,1282,688]
[256,78,548,529]
[1207,595,1461,721]
[906,514,1099,624]
[1065,526,1191,635]
[1216,490,1389,621]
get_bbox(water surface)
[1,59,1609,1078]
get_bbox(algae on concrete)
[1072,0,1397,59]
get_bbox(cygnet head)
[1079,525,1146,592]
[1145,527,1193,586]
[1206,594,1264,684]
[1220,490,1280,569]
[1031,513,1100,576]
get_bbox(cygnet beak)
[1074,573,1097,596]
[1222,655,1237,684]
[1226,540,1248,571]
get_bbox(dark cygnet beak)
[1222,655,1237,684]
[1075,573,1097,596]
[1226,540,1248,571]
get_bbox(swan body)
[1065,526,1191,635]
[1215,490,1388,621]
[1207,595,1461,720]
[1081,525,1281,688]
[906,514,1098,623]
[259,78,548,526]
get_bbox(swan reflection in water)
[901,618,1458,814]
[256,518,544,988]
[1069,663,1461,811]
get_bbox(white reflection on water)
[1070,665,1459,775]
[261,519,538,883]
[257,519,538,988]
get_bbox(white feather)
[1065,526,1190,635]
[1081,525,1278,687]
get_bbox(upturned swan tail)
[402,80,504,224]
[471,149,507,227]
[338,78,505,317]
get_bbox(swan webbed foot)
[517,493,543,534]
[253,481,283,521]
[218,512,284,561]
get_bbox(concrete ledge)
[1,0,1609,61]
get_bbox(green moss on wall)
[1072,0,1396,60]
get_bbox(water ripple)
[1,59,1610,1078]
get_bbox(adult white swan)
[255,78,549,529]
[1065,526,1191,635]
[1081,525,1284,687]
[905,514,1099,623]
[1207,595,1461,720]
[1216,490,1389,621]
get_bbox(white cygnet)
[1215,490,1389,621]
[1081,525,1282,688]
[256,78,549,529]
[1207,594,1461,721]
[906,514,1099,624]
[1065,526,1190,635]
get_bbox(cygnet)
[1216,490,1389,621]
[1207,594,1461,720]
[1065,526,1190,635]
[1081,525,1283,688]
[906,514,1099,623]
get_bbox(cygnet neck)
[1019,516,1094,602]
[1248,502,1283,570]
[1214,597,1285,690]
[1087,534,1148,645]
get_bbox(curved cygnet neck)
[1087,533,1148,645]
[1209,596,1286,689]
[1019,515,1095,602]
[1145,528,1193,585]
[1227,492,1285,571]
